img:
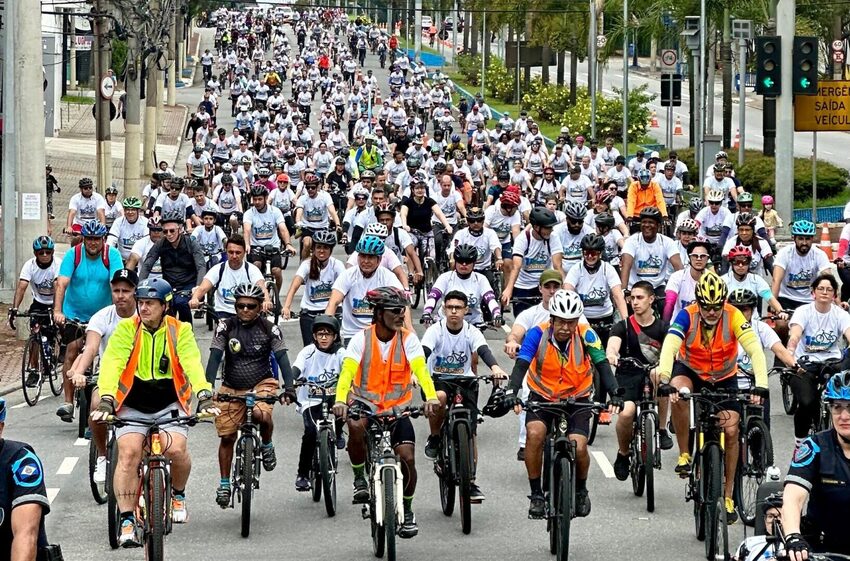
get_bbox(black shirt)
[325,170,351,194]
[0,439,49,561]
[610,316,668,376]
[402,196,437,233]
[212,317,286,389]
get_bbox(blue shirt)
[58,246,123,322]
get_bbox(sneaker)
[25,370,40,387]
[398,509,418,539]
[675,453,692,477]
[261,444,277,471]
[598,411,612,425]
[171,494,187,523]
[725,497,738,524]
[517,447,526,462]
[216,485,231,509]
[528,493,546,519]
[424,434,441,461]
[353,475,369,504]
[295,475,311,492]
[118,518,141,548]
[93,456,107,484]
[56,403,74,423]
[613,452,630,481]
[84,427,92,440]
[658,429,674,451]
[469,482,485,503]
[336,433,346,450]
[575,488,591,517]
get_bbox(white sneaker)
[171,495,187,523]
[93,456,107,484]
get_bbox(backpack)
[73,243,110,272]
[213,261,250,295]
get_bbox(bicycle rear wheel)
[77,387,90,439]
[382,468,397,561]
[240,437,255,538]
[268,280,281,325]
[737,417,774,526]
[781,377,797,414]
[311,446,322,503]
[438,428,456,516]
[89,437,107,504]
[556,456,572,561]
[21,337,43,406]
[643,414,656,513]
[319,427,337,517]
[703,444,723,561]
[107,435,120,549]
[145,469,166,561]
[457,423,473,535]
[713,497,730,561]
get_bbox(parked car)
[442,17,464,32]
[421,16,433,31]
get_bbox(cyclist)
[207,283,295,508]
[662,238,712,322]
[447,206,502,290]
[656,161,683,222]
[107,197,148,262]
[733,492,784,561]
[374,203,424,285]
[625,168,667,227]
[400,176,455,262]
[703,162,738,209]
[721,245,786,321]
[606,280,673,479]
[782,371,850,559]
[786,273,850,447]
[153,178,194,231]
[484,189,521,267]
[619,206,683,309]
[212,173,244,235]
[53,220,123,422]
[244,184,298,298]
[719,192,768,247]
[332,287,440,539]
[554,201,593,274]
[695,188,730,253]
[422,244,503,327]
[501,207,564,316]
[772,220,831,313]
[505,289,621,517]
[92,278,218,545]
[720,212,774,275]
[560,164,595,205]
[126,217,164,275]
[191,210,227,266]
[66,177,106,231]
[677,197,704,230]
[422,290,508,502]
[658,270,769,523]
[294,172,342,260]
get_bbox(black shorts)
[27,301,53,330]
[525,391,593,437]
[431,378,480,432]
[777,296,806,313]
[300,227,323,239]
[672,362,742,414]
[367,416,415,448]
[617,369,649,403]
[249,247,282,269]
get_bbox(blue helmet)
[823,371,850,402]
[356,235,385,256]
[790,220,816,237]
[81,220,108,238]
[135,278,173,303]
[33,235,55,251]
[638,168,651,183]
[0,396,6,422]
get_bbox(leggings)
[297,402,344,477]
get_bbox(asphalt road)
[3,24,799,561]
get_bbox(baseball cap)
[539,269,563,287]
[111,268,139,287]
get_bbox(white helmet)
[364,222,389,238]
[351,185,370,198]
[706,188,726,203]
[549,289,584,321]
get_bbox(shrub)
[484,57,515,103]
[456,53,482,86]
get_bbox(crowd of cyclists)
[6,4,850,561]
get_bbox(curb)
[0,383,21,398]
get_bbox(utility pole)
[774,0,795,226]
[589,0,597,139]
[124,20,143,196]
[622,0,629,156]
[414,0,422,64]
[176,6,185,83]
[144,0,161,176]
[451,0,458,69]
[167,9,177,107]
[69,8,77,91]
[1,0,19,296]
[93,0,113,194]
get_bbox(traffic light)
[755,36,781,96]
[793,36,819,95]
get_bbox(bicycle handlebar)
[524,399,606,416]
[103,412,215,427]
[347,404,422,421]
[214,392,283,404]
[616,357,658,372]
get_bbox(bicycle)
[616,357,661,513]
[525,399,605,561]
[214,390,281,537]
[103,424,121,548]
[348,403,422,561]
[432,373,496,535]
[104,413,211,559]
[411,229,437,309]
[17,309,62,406]
[255,244,287,324]
[295,376,339,517]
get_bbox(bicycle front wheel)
[89,437,107,504]
[240,437,255,537]
[77,388,89,439]
[456,423,473,535]
[713,497,730,561]
[107,435,120,549]
[48,347,63,396]
[630,425,645,498]
[781,377,797,414]
[370,474,385,558]
[21,337,43,406]
[319,427,337,517]
[383,468,398,561]
[311,446,322,503]
[703,444,724,561]
[145,469,167,561]
[643,414,656,513]
[556,456,573,561]
[737,417,774,526]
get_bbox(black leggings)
[789,354,850,438]
[297,402,344,477]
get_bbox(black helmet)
[453,244,478,263]
[736,212,757,228]
[466,206,485,221]
[564,201,587,221]
[580,233,605,252]
[365,286,409,309]
[497,169,510,181]
[221,173,234,185]
[311,314,340,336]
[313,230,338,247]
[530,207,558,228]
[639,206,663,223]
[481,387,512,418]
[250,185,268,198]
[434,162,447,174]
[728,288,758,309]
[594,212,615,229]
[760,492,783,515]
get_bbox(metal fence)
[792,206,845,223]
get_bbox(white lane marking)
[74,438,89,447]
[591,450,615,479]
[502,324,510,334]
[56,456,79,475]
[11,402,28,409]
[47,488,60,505]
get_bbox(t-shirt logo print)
[636,255,663,277]
[434,350,468,374]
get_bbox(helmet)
[355,235,385,256]
[33,235,55,251]
[364,223,389,238]
[715,151,728,160]
[594,212,615,229]
[365,286,409,309]
[760,492,783,515]
[713,163,727,173]
[481,387,512,418]
[221,174,234,185]
[530,207,558,228]
[250,185,269,198]
[689,198,705,214]
[639,206,663,223]
[706,189,726,203]
[466,206,485,221]
[122,197,143,209]
[694,270,728,306]
[453,244,478,263]
[728,288,758,308]
[335,157,347,165]
[105,185,119,195]
[580,233,605,252]
[637,168,651,183]
[728,245,753,261]
[823,371,850,402]
[258,167,272,176]
[375,202,396,218]
[233,282,265,301]
[564,201,587,221]
[81,220,108,237]
[148,216,163,231]
[549,289,584,320]
[406,158,421,169]
[736,212,757,228]
[790,220,816,237]
[311,314,340,336]
[595,191,613,205]
[160,211,184,225]
[135,278,173,303]
[360,170,376,180]
[664,162,676,171]
[737,191,754,204]
[304,173,320,184]
[313,230,338,247]
[79,177,94,188]
[451,134,461,143]
[497,169,510,181]
[762,195,774,205]
[500,191,520,207]
[678,218,698,233]
[434,162,447,174]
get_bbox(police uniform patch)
[11,450,44,487]
[791,438,820,468]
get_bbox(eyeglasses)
[445,304,467,312]
[307,185,318,190]
[829,402,850,414]
[314,330,334,338]
[163,228,179,234]
[690,254,710,260]
[36,250,54,256]
[235,302,259,311]
[382,307,405,315]
[700,304,723,312]
[815,286,835,293]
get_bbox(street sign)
[100,76,114,100]
[660,49,677,69]
[660,73,682,107]
[596,35,607,49]
[832,40,844,52]
[794,80,850,131]
[836,51,846,64]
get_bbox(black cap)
[111,269,139,287]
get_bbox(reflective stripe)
[680,306,738,381]
[351,326,413,409]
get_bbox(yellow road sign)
[795,80,850,131]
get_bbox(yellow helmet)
[695,270,728,306]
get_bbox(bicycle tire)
[319,427,337,517]
[556,456,572,561]
[738,417,774,526]
[693,448,706,541]
[268,280,281,325]
[311,447,322,503]
[21,337,43,406]
[240,437,254,538]
[411,278,422,309]
[586,410,599,446]
[48,348,63,396]
[370,474,385,558]
[107,435,120,549]
[714,497,730,561]
[703,444,724,561]
[383,468,397,561]
[630,425,645,497]
[145,469,166,561]
[281,249,290,271]
[643,414,656,513]
[457,423,473,535]
[781,378,797,414]
[77,388,89,439]
[547,442,557,554]
[89,437,107,504]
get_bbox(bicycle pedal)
[361,505,369,519]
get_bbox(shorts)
[62,320,87,346]
[249,246,282,269]
[300,227,323,239]
[525,391,593,437]
[671,362,742,414]
[115,403,189,440]
[27,301,53,329]
[214,378,279,437]
[431,377,480,432]
[500,240,513,256]
[367,415,415,448]
[777,296,806,313]
[617,369,649,403]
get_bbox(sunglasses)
[163,228,179,234]
[383,307,405,315]
[456,259,475,265]
[690,254,710,260]
[700,304,723,312]
[354,195,368,200]
[583,250,601,257]
[467,218,484,223]
[36,250,54,256]
[568,219,584,225]
[709,201,721,205]
[236,302,259,311]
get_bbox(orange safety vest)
[115,316,193,414]
[527,322,594,400]
[677,303,739,382]
[351,326,414,412]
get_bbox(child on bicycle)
[758,195,783,250]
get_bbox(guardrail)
[792,206,844,223]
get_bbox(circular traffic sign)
[597,35,607,48]
[100,76,114,100]
[832,39,844,52]
[835,51,846,64]
[661,49,677,67]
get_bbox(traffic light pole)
[738,39,746,166]
[775,0,795,227]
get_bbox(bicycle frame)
[367,423,405,527]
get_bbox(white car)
[421,16,433,31]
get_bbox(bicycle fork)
[369,461,405,527]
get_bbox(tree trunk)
[721,9,732,148]
[556,50,565,86]
[542,44,550,84]
[706,29,716,135]
[689,51,695,148]
[470,12,479,56]
[463,9,471,52]
[831,13,843,78]
[483,16,491,66]
[570,46,578,105]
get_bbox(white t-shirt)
[621,233,679,288]
[203,261,264,314]
[344,327,424,363]
[665,267,700,319]
[294,257,346,311]
[293,344,346,410]
[790,303,850,361]
[191,226,227,256]
[107,216,148,260]
[774,245,831,303]
[69,192,107,225]
[431,189,464,226]
[384,227,414,261]
[512,229,564,290]
[429,271,494,325]
[554,223,595,274]
[347,250,402,274]
[332,266,404,338]
[736,319,780,385]
[484,204,521,243]
[421,320,487,377]
[244,205,286,247]
[87,304,135,356]
[297,191,334,229]
[561,175,594,204]
[565,262,621,319]
[721,272,773,320]
[212,185,243,213]
[601,229,624,266]
[130,237,161,278]
[448,228,501,270]
[695,206,731,244]
[19,258,61,305]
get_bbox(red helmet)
[595,190,614,205]
[727,245,753,261]
[504,184,521,195]
[501,191,520,207]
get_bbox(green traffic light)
[763,77,774,88]
[800,77,811,89]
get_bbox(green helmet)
[122,196,143,209]
[737,191,753,204]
